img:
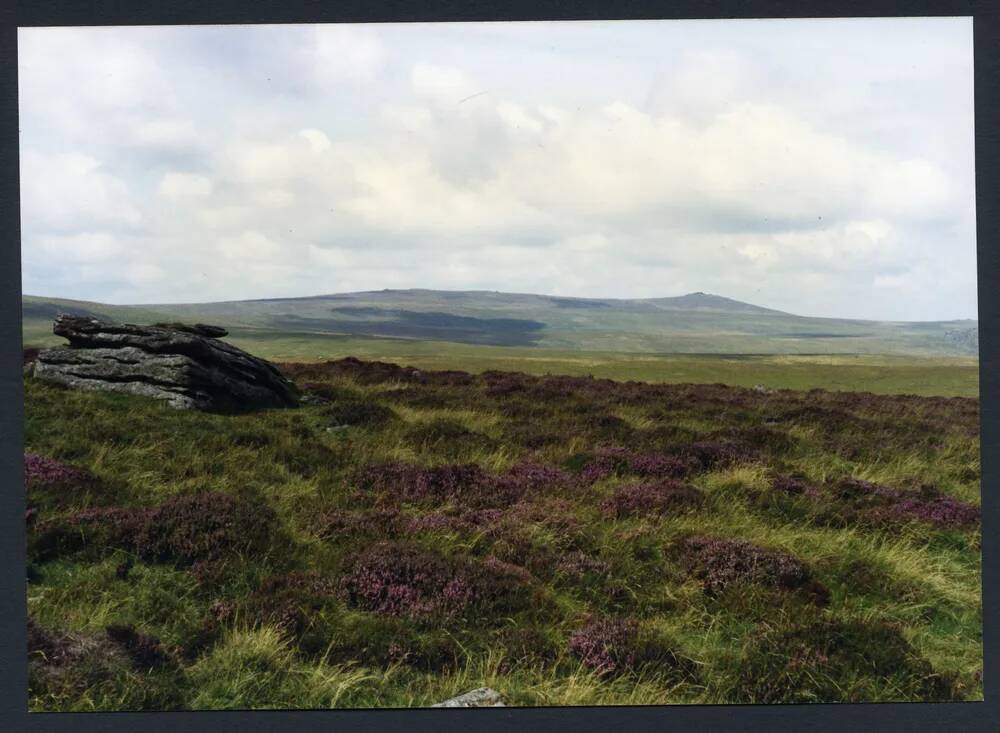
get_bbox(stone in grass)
[432,687,505,707]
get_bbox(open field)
[25,357,982,710]
[22,321,980,398]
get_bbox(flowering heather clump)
[628,452,699,479]
[601,480,704,519]
[23,347,40,366]
[864,489,980,530]
[407,463,493,503]
[24,451,96,489]
[567,617,639,676]
[676,536,828,603]
[580,447,697,483]
[457,507,506,528]
[340,542,474,619]
[481,370,535,397]
[134,492,278,564]
[827,479,980,530]
[568,615,696,680]
[405,512,474,534]
[501,461,573,493]
[30,492,278,565]
[580,447,632,483]
[285,356,424,385]
[357,460,567,508]
[340,542,538,621]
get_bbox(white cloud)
[35,232,122,263]
[20,150,143,231]
[312,25,385,86]
[158,172,213,199]
[16,20,976,320]
[132,118,201,153]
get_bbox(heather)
[24,356,982,709]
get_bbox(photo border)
[1,1,996,731]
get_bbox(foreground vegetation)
[25,357,982,710]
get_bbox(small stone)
[431,687,505,708]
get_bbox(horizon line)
[21,288,979,325]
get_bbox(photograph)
[18,17,981,711]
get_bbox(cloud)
[34,232,123,263]
[17,20,976,320]
[20,150,143,232]
[159,172,213,199]
[312,25,386,86]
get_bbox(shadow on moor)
[24,355,981,709]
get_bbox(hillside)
[22,290,979,357]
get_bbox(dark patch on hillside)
[549,297,612,309]
[270,309,546,346]
[780,333,868,339]
[330,306,392,317]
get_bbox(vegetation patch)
[733,619,958,703]
[340,541,541,622]
[31,492,279,566]
[320,400,396,428]
[601,480,704,519]
[675,536,829,604]
[567,617,696,681]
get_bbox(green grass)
[24,321,979,397]
[24,355,982,710]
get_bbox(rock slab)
[27,315,299,412]
[431,687,505,707]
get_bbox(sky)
[18,18,976,320]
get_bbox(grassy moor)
[24,354,982,709]
[19,18,980,715]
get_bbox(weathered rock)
[152,322,229,338]
[431,687,505,707]
[27,315,299,412]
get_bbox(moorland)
[24,346,982,709]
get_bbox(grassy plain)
[25,355,982,710]
[22,320,981,398]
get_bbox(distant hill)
[22,289,979,357]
